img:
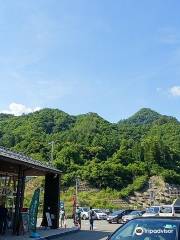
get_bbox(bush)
[161,170,180,185]
[119,175,148,198]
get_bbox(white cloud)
[1,102,41,116]
[170,86,180,96]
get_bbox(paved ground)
[58,220,121,240]
[0,227,78,240]
[0,219,120,240]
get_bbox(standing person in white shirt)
[60,208,65,228]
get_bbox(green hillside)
[119,108,177,125]
[0,108,179,195]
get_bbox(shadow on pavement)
[58,230,111,240]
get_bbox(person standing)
[60,208,65,228]
[89,207,95,231]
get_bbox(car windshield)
[146,207,159,213]
[160,206,173,213]
[82,208,89,212]
[94,209,103,213]
[111,211,123,216]
[110,219,178,240]
[129,211,141,215]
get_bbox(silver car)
[122,210,145,223]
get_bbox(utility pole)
[48,141,55,163]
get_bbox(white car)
[159,204,180,217]
[93,209,107,220]
[79,207,89,220]
[122,210,145,223]
[142,206,160,217]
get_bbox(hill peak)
[120,108,167,125]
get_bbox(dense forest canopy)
[0,108,179,193]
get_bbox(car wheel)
[117,219,122,224]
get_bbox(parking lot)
[81,219,121,231]
[58,220,121,240]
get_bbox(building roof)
[0,146,61,176]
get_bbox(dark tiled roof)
[0,146,61,174]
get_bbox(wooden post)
[42,173,60,229]
[13,166,25,235]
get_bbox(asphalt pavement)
[57,220,121,240]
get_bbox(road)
[58,220,120,240]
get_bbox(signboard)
[29,188,40,232]
[21,212,29,233]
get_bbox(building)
[0,146,61,235]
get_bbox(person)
[60,208,65,228]
[89,207,95,231]
[75,206,81,229]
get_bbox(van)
[142,206,160,217]
[159,204,180,217]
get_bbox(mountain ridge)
[0,107,178,125]
[0,107,179,193]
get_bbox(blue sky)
[0,0,180,122]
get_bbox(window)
[174,207,180,214]
[146,207,159,213]
[110,221,137,239]
[160,207,172,213]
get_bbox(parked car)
[79,207,89,220]
[101,209,112,215]
[159,204,180,217]
[122,210,145,223]
[142,205,160,217]
[93,209,107,220]
[106,217,180,240]
[107,209,133,224]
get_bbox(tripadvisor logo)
[145,229,174,234]
[135,227,144,235]
[135,227,174,235]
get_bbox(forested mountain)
[119,108,177,125]
[0,108,179,195]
